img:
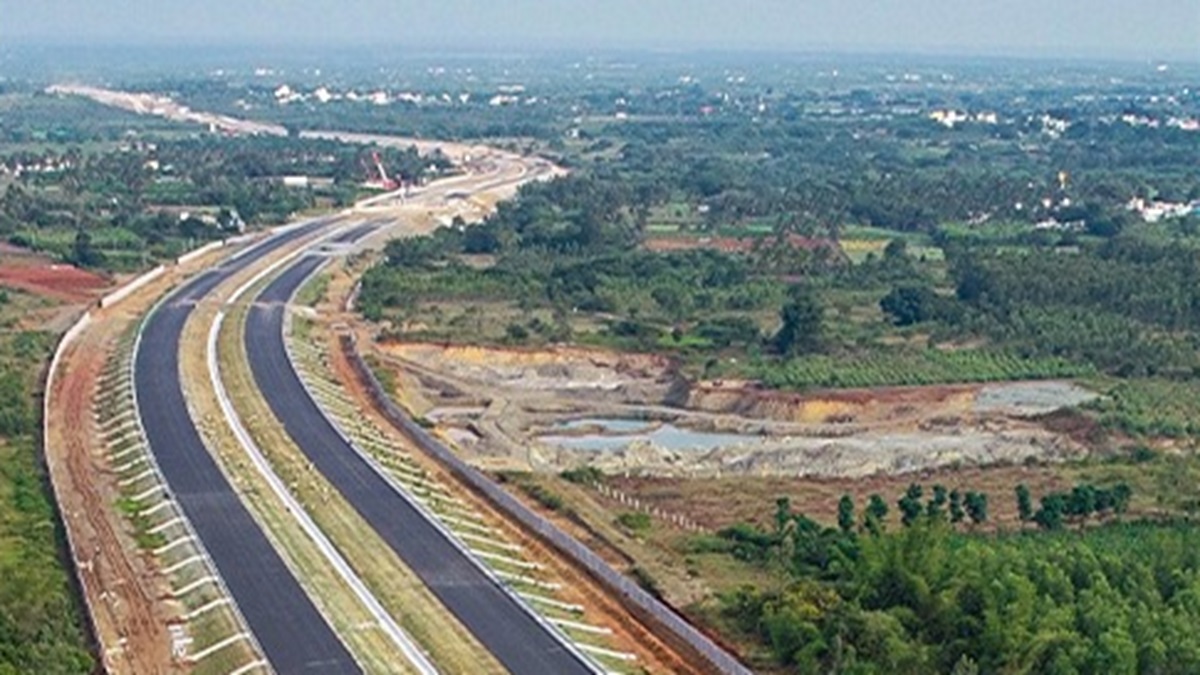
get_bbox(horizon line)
[2,37,1196,66]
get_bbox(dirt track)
[48,310,176,673]
[45,250,234,674]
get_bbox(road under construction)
[47,85,751,674]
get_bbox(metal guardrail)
[340,335,753,675]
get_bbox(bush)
[559,466,605,484]
[616,511,652,532]
[1131,445,1159,463]
[522,483,564,512]
[504,322,530,343]
[629,565,662,599]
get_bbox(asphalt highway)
[135,219,361,674]
[328,222,380,244]
[245,256,596,675]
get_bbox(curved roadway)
[244,253,595,675]
[135,218,360,674]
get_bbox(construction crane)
[362,151,401,191]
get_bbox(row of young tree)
[709,480,1200,675]
[1017,483,1133,531]
[721,484,997,567]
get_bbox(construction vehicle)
[362,151,401,191]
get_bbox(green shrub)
[523,483,564,512]
[559,466,605,484]
[616,511,652,532]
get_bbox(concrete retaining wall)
[175,240,224,266]
[98,266,165,309]
[221,233,257,248]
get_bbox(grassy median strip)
[213,297,506,674]
[180,301,416,674]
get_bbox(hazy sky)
[4,0,1198,59]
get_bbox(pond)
[539,418,759,452]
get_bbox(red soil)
[0,260,110,303]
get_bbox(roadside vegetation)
[0,296,92,672]
[317,55,1200,672]
[344,63,1200,425]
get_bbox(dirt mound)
[384,341,674,394]
[0,251,110,303]
[689,381,977,426]
[689,380,1098,428]
[575,427,1079,479]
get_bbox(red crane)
[371,151,399,191]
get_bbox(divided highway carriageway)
[244,249,598,675]
[135,217,360,674]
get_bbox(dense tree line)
[162,59,1200,239]
[711,486,1200,674]
[945,237,1200,377]
[360,228,784,349]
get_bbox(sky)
[3,0,1198,60]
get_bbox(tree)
[883,238,909,261]
[1016,484,1034,523]
[949,489,965,524]
[773,288,823,356]
[1034,494,1067,530]
[68,228,102,268]
[927,485,948,521]
[964,491,989,525]
[899,483,924,527]
[880,285,941,326]
[504,322,530,343]
[837,495,855,534]
[774,497,793,535]
[864,494,888,535]
[1111,483,1133,515]
[951,655,981,675]
[1067,484,1098,520]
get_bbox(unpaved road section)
[48,309,175,674]
[45,248,239,674]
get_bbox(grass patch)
[208,296,504,674]
[0,319,93,672]
[295,272,330,308]
[615,511,652,533]
[757,349,1093,390]
[1086,378,1200,438]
